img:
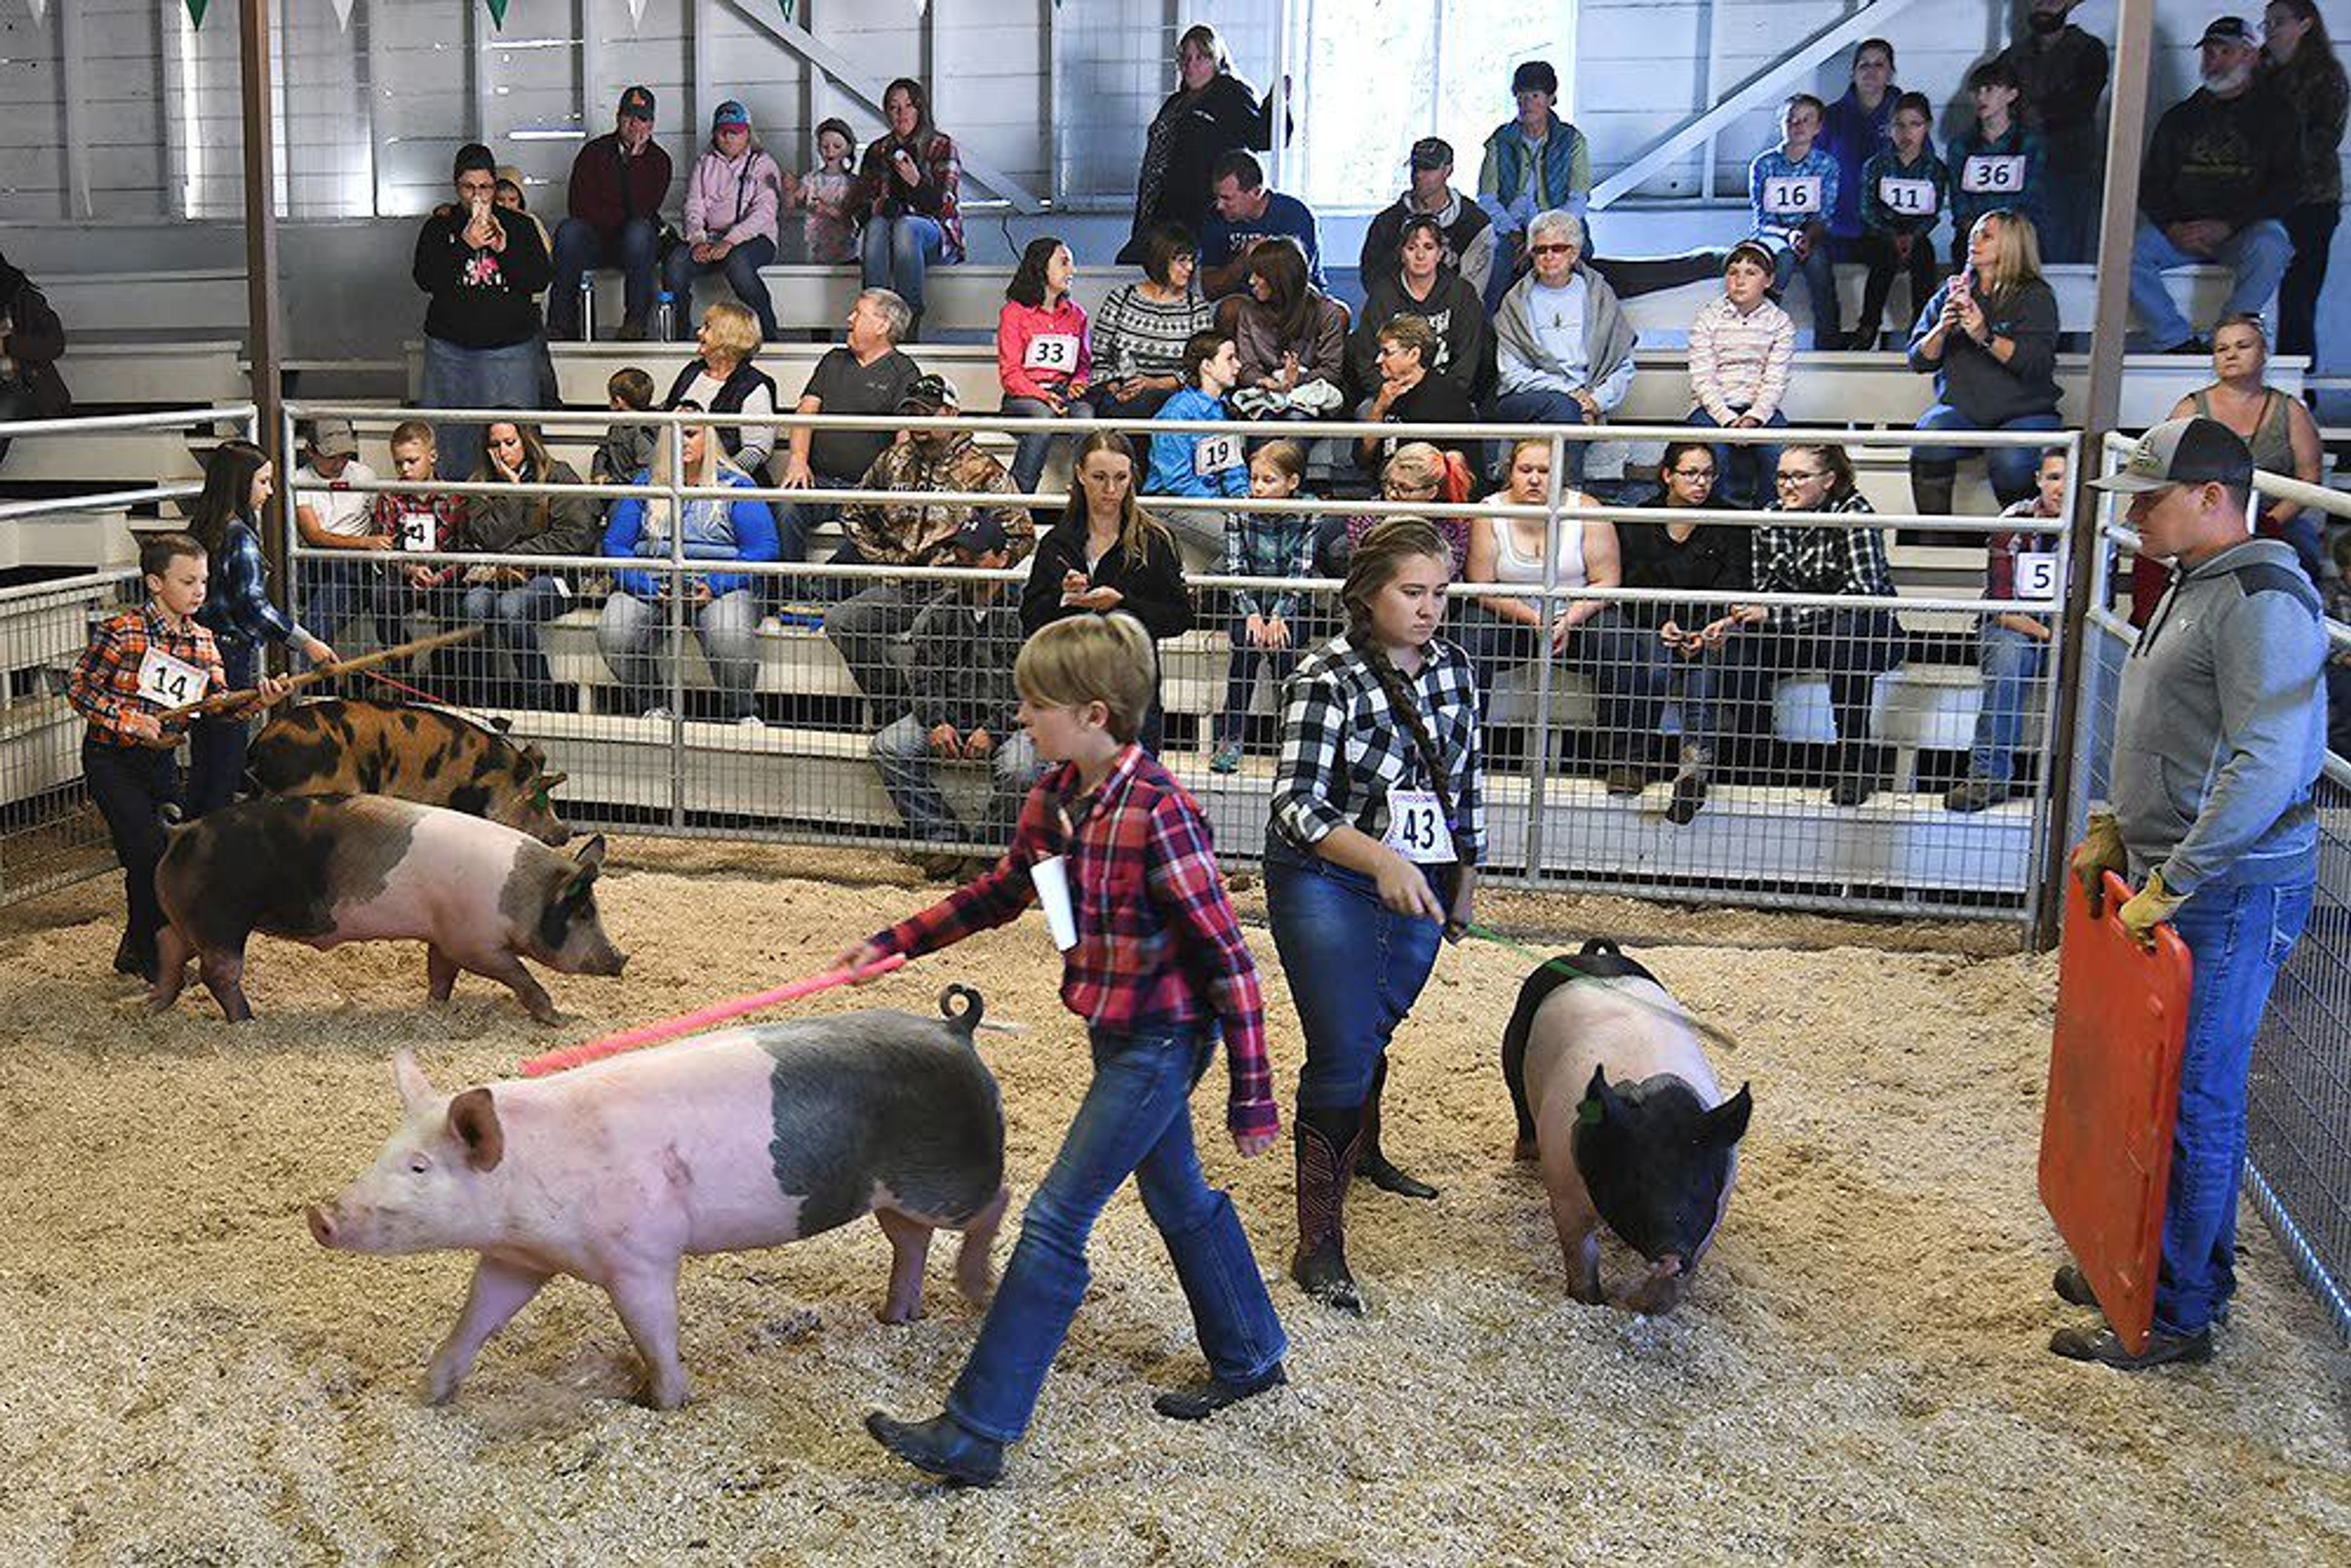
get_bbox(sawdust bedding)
[0,839,2344,1566]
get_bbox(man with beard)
[2129,16,2302,354]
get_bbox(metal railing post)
[666,418,688,831]
[2020,430,2083,949]
[1522,433,1567,883]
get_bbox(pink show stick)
[518,952,909,1077]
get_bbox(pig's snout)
[591,945,627,978]
[306,1202,340,1248]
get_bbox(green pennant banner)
[184,0,209,27]
[486,0,510,28]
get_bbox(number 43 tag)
[1382,787,1456,865]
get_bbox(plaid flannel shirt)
[69,603,227,746]
[1271,632,1487,865]
[1752,492,1894,630]
[371,492,470,594]
[1222,509,1317,623]
[199,520,309,650]
[871,746,1275,1138]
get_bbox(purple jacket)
[682,145,784,250]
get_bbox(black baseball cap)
[618,84,656,122]
[951,512,1008,557]
[897,373,959,413]
[2199,17,2257,48]
[2088,417,2254,493]
[1409,137,1454,171]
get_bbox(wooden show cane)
[143,626,483,745]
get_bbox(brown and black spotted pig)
[249,699,569,845]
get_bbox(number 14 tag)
[1382,787,1455,865]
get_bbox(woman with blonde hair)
[1121,23,1283,264]
[596,405,781,723]
[662,299,779,478]
[2159,311,2328,585]
[1905,208,2061,525]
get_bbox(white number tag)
[1193,433,1243,477]
[1381,787,1456,866]
[396,509,437,553]
[2016,552,2060,603]
[1763,176,1822,216]
[136,647,206,708]
[1023,334,1079,372]
[1961,154,2026,195]
[1878,176,1938,215]
[1028,854,1079,950]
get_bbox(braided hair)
[1341,517,1464,866]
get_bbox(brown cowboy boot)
[1292,1105,1365,1315]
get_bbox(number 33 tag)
[1382,787,1455,865]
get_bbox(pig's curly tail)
[939,984,985,1040]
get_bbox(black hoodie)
[0,253,70,417]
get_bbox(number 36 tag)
[1382,787,1455,865]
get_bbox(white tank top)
[1485,502,1588,589]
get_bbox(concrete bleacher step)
[0,429,214,487]
[0,507,142,572]
[51,340,246,409]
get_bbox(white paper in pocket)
[1029,854,1079,951]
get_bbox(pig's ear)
[392,1049,435,1113]
[1577,1065,1620,1128]
[572,834,607,872]
[1703,1083,1754,1148]
[447,1087,505,1172]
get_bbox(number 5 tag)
[2016,552,2060,602]
[1381,787,1456,865]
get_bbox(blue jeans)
[1685,405,1787,509]
[1769,236,1843,345]
[1003,396,1095,493]
[459,575,571,705]
[1489,389,1591,482]
[946,1024,1288,1442]
[298,557,381,649]
[419,336,546,485]
[1265,842,1448,1111]
[595,587,762,719]
[1967,621,2047,784]
[1910,403,2064,508]
[660,234,780,341]
[2129,217,2294,350]
[549,216,662,337]
[1217,616,1298,749]
[2156,877,2315,1335]
[1730,607,1904,751]
[860,214,946,316]
[869,713,1039,844]
[187,638,258,818]
[773,470,864,568]
[1624,626,1733,745]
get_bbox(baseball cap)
[898,373,959,413]
[951,512,1009,557]
[712,99,751,131]
[2087,416,2254,494]
[618,84,656,122]
[2199,16,2257,47]
[1409,136,1454,171]
[307,416,359,458]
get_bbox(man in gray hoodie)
[2061,416,2327,1370]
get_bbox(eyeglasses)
[1529,243,1575,257]
[1672,467,1718,481]
[1774,470,1828,487]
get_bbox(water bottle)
[576,275,596,342]
[651,290,677,344]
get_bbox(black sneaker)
[864,1411,1005,1487]
[1828,772,1877,808]
[2164,336,2211,358]
[1943,778,2015,813]
[1665,772,1708,825]
[1152,1362,1288,1421]
[2048,1324,2213,1369]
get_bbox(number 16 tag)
[1381,787,1456,865]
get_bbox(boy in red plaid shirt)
[69,533,288,981]
[846,612,1288,1487]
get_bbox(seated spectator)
[662,301,778,480]
[664,100,785,342]
[1198,149,1328,300]
[1144,331,1250,561]
[853,78,964,336]
[1477,59,1592,313]
[1354,315,1480,478]
[1228,238,1349,422]
[1620,441,1758,824]
[1361,137,1498,299]
[456,420,599,710]
[785,118,861,265]
[1947,59,2048,271]
[1459,434,1649,792]
[1492,210,1637,482]
[596,409,780,725]
[2160,312,2328,583]
[591,367,658,488]
[1907,209,2063,525]
[1212,440,1316,773]
[549,86,672,342]
[0,245,67,465]
[1090,222,1217,424]
[1122,24,1283,265]
[1021,431,1194,753]
[1747,94,1846,348]
[1856,92,1949,350]
[371,421,470,690]
[775,288,920,564]
[1685,241,1794,509]
[997,236,1095,494]
[1335,442,1474,574]
[1820,39,1900,263]
[291,416,386,651]
[1946,446,2066,813]
[2260,1,2348,361]
[1736,443,1902,806]
[824,375,1016,724]
[414,143,551,482]
[1347,213,1494,407]
[2131,17,2301,354]
[869,512,1040,875]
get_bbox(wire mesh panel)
[0,571,144,906]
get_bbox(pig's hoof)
[636,1375,689,1411]
[421,1368,463,1406]
[954,1266,994,1304]
[876,1301,926,1326]
[1512,1136,1539,1163]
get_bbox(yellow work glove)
[2117,869,2188,950]
[2070,811,2128,915]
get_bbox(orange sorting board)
[2038,868,2194,1355]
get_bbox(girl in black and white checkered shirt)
[1264,517,1485,1316]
